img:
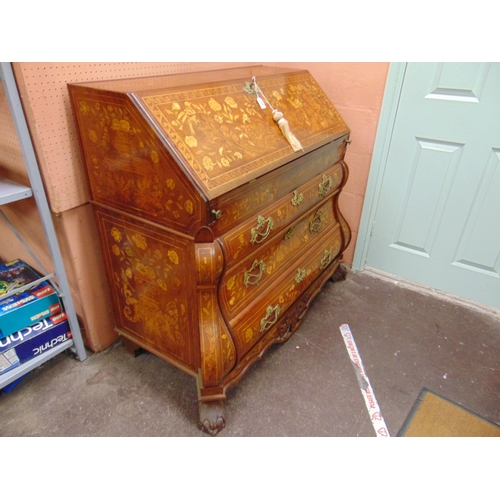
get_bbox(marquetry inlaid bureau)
[68,65,351,435]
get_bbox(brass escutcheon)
[318,175,333,197]
[320,249,334,270]
[295,268,307,283]
[309,210,325,233]
[291,190,304,207]
[260,304,281,333]
[284,226,296,240]
[243,81,256,95]
[250,215,274,245]
[243,259,266,287]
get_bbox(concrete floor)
[1,269,499,437]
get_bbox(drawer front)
[220,163,343,270]
[229,225,343,358]
[212,138,347,236]
[220,199,337,319]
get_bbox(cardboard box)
[0,260,62,339]
[0,311,72,375]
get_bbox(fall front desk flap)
[69,65,349,204]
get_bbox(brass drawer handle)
[250,215,274,245]
[320,249,334,270]
[243,259,266,287]
[309,210,325,233]
[260,304,281,333]
[284,226,296,240]
[318,174,333,197]
[295,268,307,283]
[211,209,222,220]
[291,190,304,207]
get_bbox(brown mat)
[398,388,500,437]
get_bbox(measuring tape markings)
[339,323,390,437]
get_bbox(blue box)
[0,311,72,375]
[0,260,62,339]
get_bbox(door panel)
[365,63,500,310]
[452,149,500,277]
[426,62,491,102]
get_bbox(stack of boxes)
[0,259,72,382]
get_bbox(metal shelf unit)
[0,62,87,390]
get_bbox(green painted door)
[363,63,500,310]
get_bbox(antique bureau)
[68,66,351,435]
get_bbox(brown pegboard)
[13,62,259,213]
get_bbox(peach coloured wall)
[1,62,389,352]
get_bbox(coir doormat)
[398,388,500,437]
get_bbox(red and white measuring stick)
[339,324,390,437]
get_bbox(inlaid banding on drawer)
[221,164,343,269]
[229,225,343,358]
[220,200,336,318]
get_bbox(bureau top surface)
[68,66,292,93]
[69,66,349,200]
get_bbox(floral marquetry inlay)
[74,95,201,232]
[231,227,341,358]
[220,202,336,319]
[139,72,348,197]
[97,211,196,367]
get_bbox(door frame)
[352,62,408,271]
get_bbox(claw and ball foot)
[198,401,226,436]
